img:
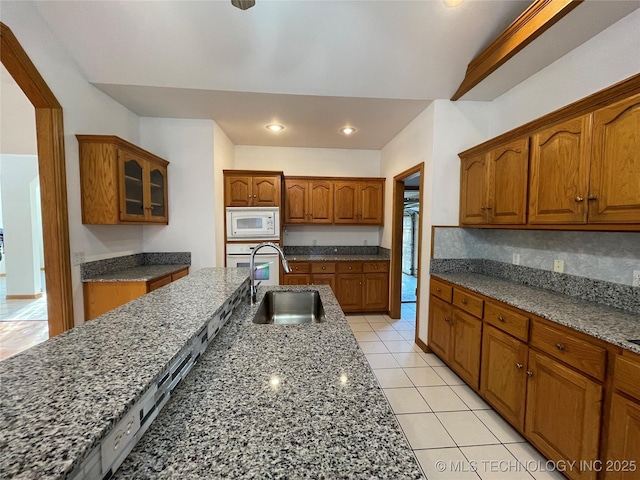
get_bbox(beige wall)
[0,69,37,155]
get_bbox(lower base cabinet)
[604,394,640,480]
[427,296,452,359]
[525,350,602,480]
[84,267,189,320]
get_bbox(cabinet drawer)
[484,302,529,342]
[530,321,606,381]
[614,354,640,399]
[453,288,484,318]
[288,262,311,274]
[363,262,388,273]
[430,279,453,303]
[337,262,363,273]
[148,275,171,292]
[310,262,336,274]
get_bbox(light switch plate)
[633,270,640,287]
[512,254,520,265]
[553,259,564,273]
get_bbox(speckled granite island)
[1,268,422,479]
[431,272,640,355]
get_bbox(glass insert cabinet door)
[148,166,167,220]
[121,155,145,220]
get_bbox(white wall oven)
[226,207,280,241]
[226,243,281,286]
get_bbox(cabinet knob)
[348,266,352,270]
[485,206,492,210]
[588,195,598,201]
[253,195,257,198]
[516,363,523,369]
[462,299,468,305]
[555,343,565,351]
[374,266,378,270]
[444,317,450,324]
[322,266,326,270]
[248,195,251,198]
[575,196,584,202]
[498,316,505,322]
[436,288,441,292]
[526,371,534,377]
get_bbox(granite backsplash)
[431,258,640,316]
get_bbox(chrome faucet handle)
[282,258,292,274]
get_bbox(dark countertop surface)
[113,284,423,479]
[432,272,640,355]
[82,264,190,282]
[286,254,390,262]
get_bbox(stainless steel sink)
[253,291,326,324]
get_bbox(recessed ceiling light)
[444,0,465,7]
[340,127,356,135]
[266,124,284,132]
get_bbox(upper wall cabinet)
[529,115,592,224]
[588,93,640,224]
[458,75,640,230]
[284,178,333,224]
[77,135,169,225]
[224,171,282,207]
[460,138,528,225]
[334,180,384,225]
[283,177,384,226]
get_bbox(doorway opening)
[0,22,74,357]
[389,163,424,348]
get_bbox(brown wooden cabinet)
[529,115,592,224]
[224,171,282,207]
[525,350,602,480]
[334,180,384,225]
[83,267,189,320]
[283,178,333,224]
[459,138,528,225]
[481,325,528,430]
[589,93,640,224]
[450,308,483,388]
[427,295,453,360]
[77,135,169,225]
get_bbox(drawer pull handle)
[555,343,565,351]
[526,371,534,377]
[444,317,450,324]
[462,299,468,305]
[349,267,352,270]
[516,363,523,369]
[322,266,326,270]
[588,195,598,201]
[436,288,441,292]
[575,196,584,202]
[498,316,505,322]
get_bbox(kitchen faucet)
[249,242,291,304]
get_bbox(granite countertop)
[82,264,190,282]
[286,254,389,262]
[0,268,250,480]
[114,285,423,479]
[432,272,640,355]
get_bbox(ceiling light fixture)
[266,124,284,132]
[340,127,356,135]
[444,0,465,7]
[231,0,255,10]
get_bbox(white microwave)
[226,207,280,240]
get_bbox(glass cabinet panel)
[149,168,166,218]
[123,159,144,216]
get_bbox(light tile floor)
[349,313,565,480]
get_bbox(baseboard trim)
[415,337,431,353]
[6,293,43,300]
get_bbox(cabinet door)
[529,115,592,224]
[309,181,333,223]
[362,272,388,312]
[460,154,488,225]
[428,296,453,360]
[283,274,310,286]
[311,274,336,294]
[487,138,529,224]
[525,351,602,480]
[589,94,640,224]
[284,179,308,224]
[118,150,147,222]
[480,325,528,430]
[225,176,252,207]
[336,274,362,312]
[147,163,168,222]
[604,393,640,480]
[450,308,483,389]
[334,182,359,223]
[252,176,281,207]
[359,181,384,224]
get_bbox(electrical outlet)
[553,259,564,273]
[364,239,368,246]
[312,239,317,246]
[512,253,520,265]
[72,252,85,266]
[633,270,640,287]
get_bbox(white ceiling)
[31,0,640,149]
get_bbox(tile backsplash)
[433,228,640,287]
